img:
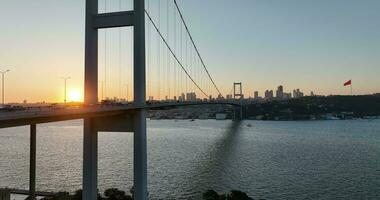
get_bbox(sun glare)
[68,90,82,102]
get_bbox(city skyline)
[1,0,380,103]
[1,1,380,200]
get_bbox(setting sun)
[68,90,82,102]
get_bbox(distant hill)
[244,94,380,120]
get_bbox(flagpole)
[351,83,353,96]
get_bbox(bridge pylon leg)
[83,118,98,200]
[133,0,148,198]
[29,124,36,200]
[83,0,98,198]
[133,110,147,200]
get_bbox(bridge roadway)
[0,101,240,129]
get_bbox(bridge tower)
[84,0,147,199]
[233,82,243,100]
[233,82,243,120]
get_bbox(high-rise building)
[283,92,291,99]
[179,93,185,102]
[226,94,233,99]
[276,85,284,99]
[186,92,197,101]
[265,90,274,99]
[254,91,259,99]
[293,89,304,98]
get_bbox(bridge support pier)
[233,107,243,121]
[240,105,243,120]
[133,0,147,198]
[83,0,99,198]
[83,119,98,200]
[133,110,147,200]
[0,189,10,200]
[29,124,36,200]
[83,0,147,198]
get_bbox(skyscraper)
[276,85,284,99]
[265,90,274,99]
[254,91,259,99]
[293,89,304,98]
[186,92,197,101]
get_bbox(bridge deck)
[9,188,56,197]
[0,102,239,129]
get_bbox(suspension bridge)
[0,0,245,199]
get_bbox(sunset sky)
[0,0,379,103]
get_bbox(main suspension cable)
[145,10,208,98]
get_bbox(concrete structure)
[254,91,259,99]
[179,93,185,102]
[0,189,10,200]
[293,89,304,98]
[233,82,243,99]
[215,113,227,120]
[186,92,196,101]
[283,92,292,99]
[265,90,274,99]
[0,69,10,106]
[276,85,284,99]
[233,82,243,120]
[83,0,147,199]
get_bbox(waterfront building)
[293,89,304,98]
[179,93,185,102]
[186,92,197,101]
[283,92,292,99]
[254,91,259,99]
[265,90,274,99]
[276,85,284,99]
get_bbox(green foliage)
[228,190,253,200]
[40,188,131,200]
[26,188,257,200]
[202,190,255,200]
[103,188,132,200]
[203,190,220,200]
[245,95,380,120]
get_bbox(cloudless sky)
[0,0,379,103]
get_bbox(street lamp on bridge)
[0,69,10,106]
[61,77,71,104]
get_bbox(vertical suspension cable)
[173,2,177,100]
[192,42,194,95]
[130,0,133,102]
[158,0,161,100]
[193,43,196,96]
[147,0,150,100]
[166,0,170,100]
[163,0,167,100]
[118,0,122,99]
[180,12,183,99]
[185,26,188,96]
[145,10,209,98]
[173,0,221,98]
[104,0,107,100]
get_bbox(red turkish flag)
[344,80,352,86]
